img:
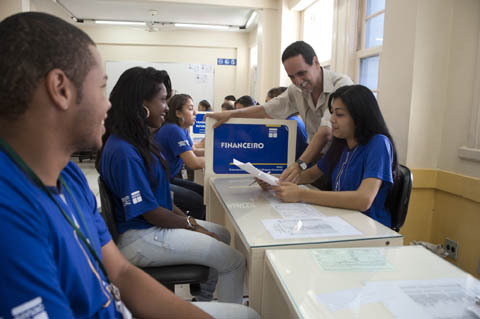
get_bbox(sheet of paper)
[316,283,427,317]
[232,158,279,186]
[312,248,393,271]
[263,191,325,219]
[372,278,480,319]
[316,278,480,318]
[262,217,361,240]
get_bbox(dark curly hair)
[97,67,172,184]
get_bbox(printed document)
[312,248,393,271]
[262,217,361,239]
[316,278,480,318]
[263,191,325,219]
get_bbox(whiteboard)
[105,61,214,109]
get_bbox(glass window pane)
[303,0,334,63]
[365,13,384,48]
[359,55,379,91]
[366,0,385,16]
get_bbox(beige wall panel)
[400,188,435,245]
[431,191,480,279]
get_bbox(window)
[302,0,335,67]
[357,0,385,95]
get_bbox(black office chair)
[97,177,209,292]
[385,164,413,232]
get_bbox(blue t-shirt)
[287,114,308,160]
[317,134,394,227]
[154,122,193,178]
[0,153,119,319]
[100,134,173,233]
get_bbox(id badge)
[109,283,132,319]
[181,168,188,180]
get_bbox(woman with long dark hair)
[154,94,206,220]
[97,67,248,307]
[262,85,398,227]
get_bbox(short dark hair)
[0,12,96,119]
[234,95,256,108]
[281,41,317,65]
[166,94,193,125]
[198,100,212,111]
[267,87,288,99]
[221,101,234,111]
[224,95,236,101]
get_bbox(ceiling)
[56,0,257,30]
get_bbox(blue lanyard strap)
[0,138,111,285]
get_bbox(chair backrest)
[385,164,413,232]
[98,177,120,243]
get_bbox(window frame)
[355,0,385,95]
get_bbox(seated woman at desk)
[98,67,246,304]
[258,85,398,227]
[154,94,206,220]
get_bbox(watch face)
[190,217,198,226]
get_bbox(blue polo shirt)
[154,122,193,178]
[287,114,308,160]
[0,153,120,318]
[100,134,173,234]
[317,134,393,227]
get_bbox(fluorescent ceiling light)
[292,0,316,11]
[174,23,230,30]
[96,20,145,26]
[245,11,257,29]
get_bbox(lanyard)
[0,138,111,285]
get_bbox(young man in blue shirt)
[0,12,258,319]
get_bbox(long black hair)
[322,85,398,189]
[97,67,172,185]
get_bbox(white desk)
[208,176,403,313]
[262,246,480,319]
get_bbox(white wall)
[31,0,250,111]
[379,0,480,177]
[438,0,480,176]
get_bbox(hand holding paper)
[233,158,279,186]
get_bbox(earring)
[143,105,150,119]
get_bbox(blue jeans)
[117,220,245,303]
[170,177,206,220]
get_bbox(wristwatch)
[186,216,198,229]
[295,159,308,171]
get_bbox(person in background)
[198,99,212,112]
[207,41,353,183]
[99,67,252,310]
[221,101,235,111]
[224,95,236,104]
[234,95,256,109]
[266,87,308,160]
[154,94,206,220]
[257,85,398,228]
[0,11,259,319]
